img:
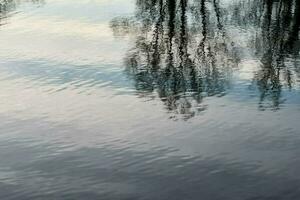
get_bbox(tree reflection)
[111,0,300,118]
[111,0,238,119]
[249,0,300,110]
[0,0,17,25]
[0,0,44,26]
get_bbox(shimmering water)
[0,0,300,199]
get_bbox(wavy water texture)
[0,0,300,199]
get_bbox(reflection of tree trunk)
[151,0,165,69]
[281,0,292,30]
[179,0,187,67]
[276,0,292,55]
[263,0,272,34]
[287,0,300,48]
[168,0,176,52]
[213,0,223,32]
[166,0,176,69]
[197,0,207,59]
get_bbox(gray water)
[0,0,300,199]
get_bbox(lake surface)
[0,0,300,199]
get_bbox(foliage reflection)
[111,0,300,118]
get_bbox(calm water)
[0,0,300,199]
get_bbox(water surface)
[0,0,300,199]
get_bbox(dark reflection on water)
[0,0,44,28]
[0,0,44,18]
[0,0,18,18]
[249,0,300,110]
[111,0,239,119]
[111,0,300,117]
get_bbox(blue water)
[0,0,300,199]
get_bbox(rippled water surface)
[0,0,300,199]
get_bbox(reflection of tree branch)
[111,0,300,118]
[151,0,165,70]
[196,0,207,61]
[0,0,44,26]
[287,0,300,50]
[251,0,299,110]
[179,0,187,68]
[213,0,223,34]
[112,0,238,119]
